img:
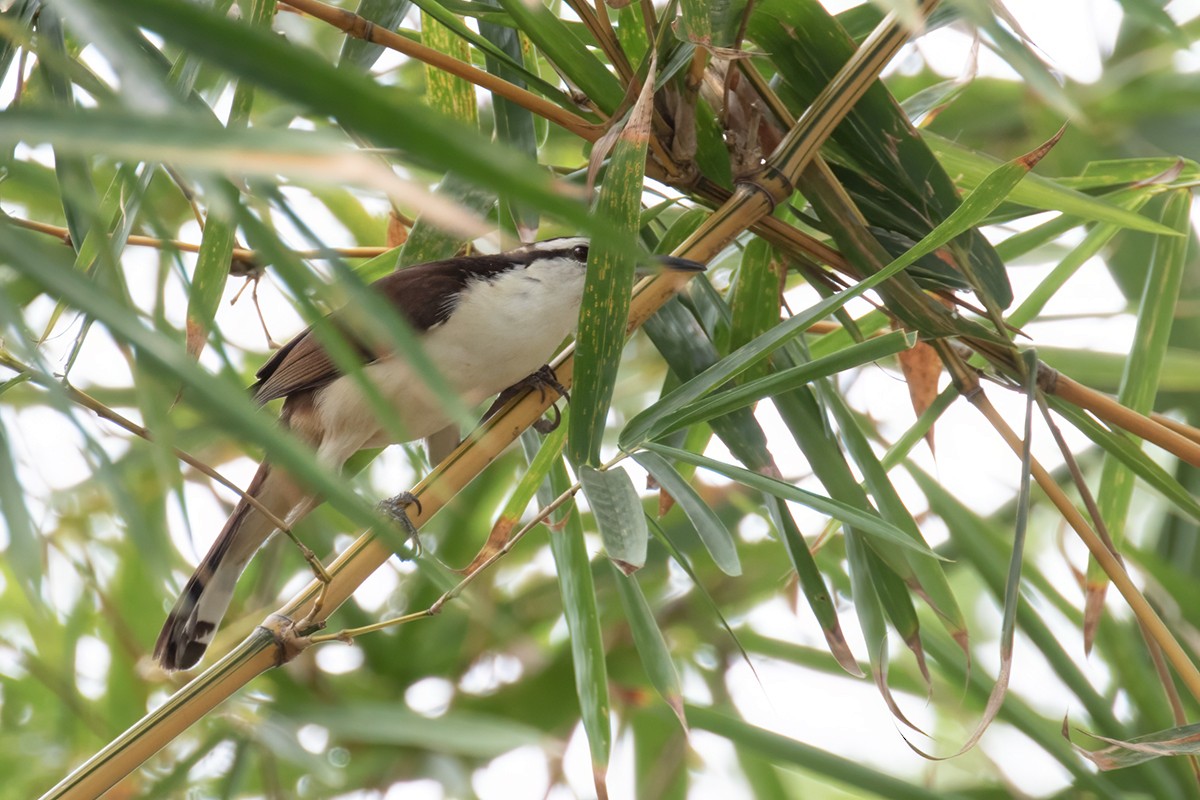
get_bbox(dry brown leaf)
[897,338,942,453]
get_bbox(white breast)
[312,257,587,465]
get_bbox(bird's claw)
[528,364,570,403]
[533,402,561,434]
[521,365,569,433]
[378,491,423,556]
[481,364,570,433]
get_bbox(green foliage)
[2,2,1200,799]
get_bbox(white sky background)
[3,0,1197,798]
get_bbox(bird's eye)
[572,244,589,262]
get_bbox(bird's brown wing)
[249,256,517,404]
[251,330,348,403]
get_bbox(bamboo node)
[1036,362,1059,394]
[260,612,316,667]
[734,163,795,211]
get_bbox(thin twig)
[0,352,336,588]
[308,478,583,644]
[5,215,387,263]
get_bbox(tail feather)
[155,464,303,671]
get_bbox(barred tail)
[154,464,303,670]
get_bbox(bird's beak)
[637,254,707,276]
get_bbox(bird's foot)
[483,364,570,433]
[511,367,566,434]
[525,364,570,404]
[378,491,424,557]
[281,528,333,632]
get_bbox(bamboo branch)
[280,0,600,140]
[5,215,388,264]
[1049,371,1200,469]
[970,387,1200,705]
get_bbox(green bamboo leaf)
[880,386,958,471]
[641,298,776,474]
[355,245,405,282]
[609,563,686,729]
[496,0,624,114]
[397,11,491,268]
[843,537,889,666]
[654,208,708,259]
[420,8,480,124]
[844,528,926,728]
[643,443,944,560]
[1116,0,1192,46]
[546,456,612,788]
[614,4,650,65]
[867,547,926,676]
[1089,190,1192,591]
[411,0,562,98]
[1006,192,1152,328]
[679,0,712,46]
[853,129,1074,306]
[686,706,952,800]
[0,420,40,599]
[622,255,936,451]
[924,134,1177,236]
[631,710,689,797]
[569,56,655,467]
[642,331,915,443]
[480,0,541,236]
[1075,157,1199,189]
[85,0,597,232]
[0,0,39,86]
[470,421,569,569]
[765,370,926,635]
[728,237,781,383]
[513,421,569,504]
[633,450,740,575]
[765,495,861,675]
[819,386,966,649]
[807,310,891,360]
[37,9,98,253]
[693,96,734,189]
[184,209,236,360]
[185,0,267,362]
[747,0,1012,308]
[287,703,545,756]
[579,464,649,574]
[992,208,1084,263]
